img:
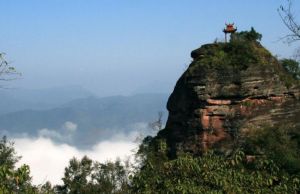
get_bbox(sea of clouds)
[11,121,147,185]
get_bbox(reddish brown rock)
[158,42,300,157]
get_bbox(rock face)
[158,41,300,157]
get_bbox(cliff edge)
[158,31,300,157]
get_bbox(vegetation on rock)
[244,125,300,175]
[280,58,300,80]
[189,27,273,75]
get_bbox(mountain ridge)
[0,93,169,147]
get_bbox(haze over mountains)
[0,86,169,147]
[0,86,94,115]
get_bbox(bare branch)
[278,0,300,44]
[0,53,21,80]
[0,53,21,88]
[149,111,164,132]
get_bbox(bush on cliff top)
[190,27,270,72]
[189,28,299,88]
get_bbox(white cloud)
[13,134,137,186]
[63,121,77,132]
[11,122,151,186]
[38,128,63,140]
[37,121,78,143]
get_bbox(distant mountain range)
[0,86,94,115]
[0,87,169,147]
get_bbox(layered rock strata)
[158,42,300,156]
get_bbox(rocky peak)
[158,37,300,157]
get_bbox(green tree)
[0,136,20,169]
[280,58,300,79]
[57,156,130,194]
[92,159,130,194]
[38,181,55,194]
[231,27,262,42]
[131,147,300,194]
[58,156,93,194]
[0,136,36,193]
[244,125,300,175]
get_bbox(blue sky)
[0,0,298,96]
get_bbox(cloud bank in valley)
[37,121,78,143]
[13,131,138,185]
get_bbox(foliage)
[57,156,94,193]
[224,38,258,68]
[131,146,300,194]
[38,181,56,194]
[0,136,20,170]
[243,125,300,175]
[226,27,267,67]
[190,28,299,88]
[131,125,300,193]
[56,156,130,194]
[277,58,300,87]
[232,27,262,42]
[280,58,300,79]
[0,136,36,193]
[92,159,130,194]
[189,27,270,75]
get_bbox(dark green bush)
[280,58,300,80]
[131,146,300,194]
[243,125,300,174]
[231,27,262,42]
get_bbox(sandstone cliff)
[158,35,300,157]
